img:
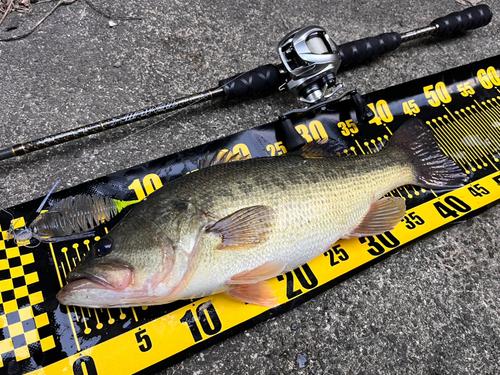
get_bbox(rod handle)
[337,32,402,70]
[219,64,283,99]
[431,5,492,36]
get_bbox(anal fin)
[227,261,285,285]
[343,197,405,239]
[226,281,278,307]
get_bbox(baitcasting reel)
[276,25,371,151]
[278,26,342,104]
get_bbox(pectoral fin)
[226,281,279,307]
[207,206,275,250]
[227,261,286,285]
[343,197,405,239]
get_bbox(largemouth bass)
[57,118,466,308]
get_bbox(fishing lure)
[7,185,138,246]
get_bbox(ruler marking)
[442,111,481,166]
[469,104,500,148]
[473,100,500,152]
[355,140,366,155]
[460,109,500,169]
[454,111,489,168]
[427,119,458,159]
[49,243,83,352]
[364,141,373,154]
[439,115,480,169]
[466,106,500,160]
[428,119,470,173]
[131,307,139,322]
[49,243,64,288]
[402,186,412,199]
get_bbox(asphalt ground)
[1,0,500,374]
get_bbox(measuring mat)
[1,55,500,375]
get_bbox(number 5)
[135,328,153,352]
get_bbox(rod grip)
[337,32,402,70]
[431,5,492,36]
[219,64,283,99]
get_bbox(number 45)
[402,100,420,116]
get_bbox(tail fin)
[387,118,467,189]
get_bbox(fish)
[56,118,467,308]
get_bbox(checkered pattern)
[0,221,55,367]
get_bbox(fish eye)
[94,237,114,257]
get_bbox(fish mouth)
[65,272,119,291]
[57,261,134,307]
[66,260,133,291]
[56,267,133,307]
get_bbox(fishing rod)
[0,4,492,161]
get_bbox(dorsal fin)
[288,139,340,159]
[198,150,251,170]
